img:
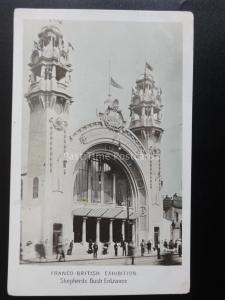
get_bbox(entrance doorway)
[53,223,63,253]
[154,226,160,247]
[73,216,82,242]
[125,222,132,242]
[113,219,122,242]
[86,218,96,242]
[100,219,109,243]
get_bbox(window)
[73,156,132,206]
[33,177,39,198]
[74,160,88,202]
[103,163,113,204]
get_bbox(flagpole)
[108,60,111,98]
[144,62,147,91]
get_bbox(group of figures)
[19,238,182,263]
[139,239,182,259]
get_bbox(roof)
[73,207,139,220]
[163,194,182,210]
[39,25,62,37]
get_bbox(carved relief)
[49,117,67,131]
[99,99,126,131]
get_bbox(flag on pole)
[145,62,153,71]
[110,77,123,89]
[68,42,74,51]
[104,98,113,104]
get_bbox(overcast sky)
[22,19,182,197]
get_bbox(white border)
[8,9,193,296]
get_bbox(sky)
[22,19,182,197]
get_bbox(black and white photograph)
[8,9,193,295]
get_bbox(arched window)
[33,177,39,198]
[73,157,132,206]
[21,179,23,200]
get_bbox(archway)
[72,142,147,245]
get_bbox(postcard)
[8,9,193,295]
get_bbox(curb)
[21,253,180,264]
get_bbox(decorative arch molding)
[66,123,150,217]
[69,122,147,157]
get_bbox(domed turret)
[129,64,163,151]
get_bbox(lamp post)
[126,183,130,242]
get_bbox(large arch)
[67,123,150,245]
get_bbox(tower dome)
[129,64,163,150]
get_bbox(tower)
[23,24,73,252]
[129,65,163,244]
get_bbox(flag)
[68,42,74,51]
[145,62,153,71]
[104,98,112,104]
[110,77,123,89]
[104,98,114,107]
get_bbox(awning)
[115,210,139,220]
[87,208,108,217]
[72,207,92,216]
[101,207,123,218]
[72,207,139,220]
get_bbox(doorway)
[154,226,160,248]
[86,218,96,242]
[53,223,63,253]
[113,219,122,242]
[100,219,109,242]
[73,216,82,242]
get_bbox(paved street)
[23,254,182,266]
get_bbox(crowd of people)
[20,236,182,262]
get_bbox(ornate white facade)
[21,25,167,257]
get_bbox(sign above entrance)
[99,99,126,131]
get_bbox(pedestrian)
[174,240,178,249]
[147,240,151,254]
[122,240,126,256]
[163,240,168,249]
[114,242,118,256]
[93,242,98,259]
[36,241,46,262]
[157,243,161,259]
[67,240,73,255]
[128,241,135,265]
[20,243,23,261]
[102,242,108,255]
[140,239,145,256]
[87,239,93,254]
[169,240,173,249]
[178,243,182,257]
[59,248,65,262]
[56,240,62,260]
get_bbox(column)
[151,106,154,116]
[131,222,136,243]
[109,219,113,244]
[96,218,101,243]
[141,106,146,126]
[82,217,87,244]
[41,65,45,78]
[112,173,116,204]
[52,65,56,79]
[88,159,92,203]
[122,220,126,241]
[65,71,69,83]
[100,166,104,204]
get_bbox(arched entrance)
[72,142,147,245]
